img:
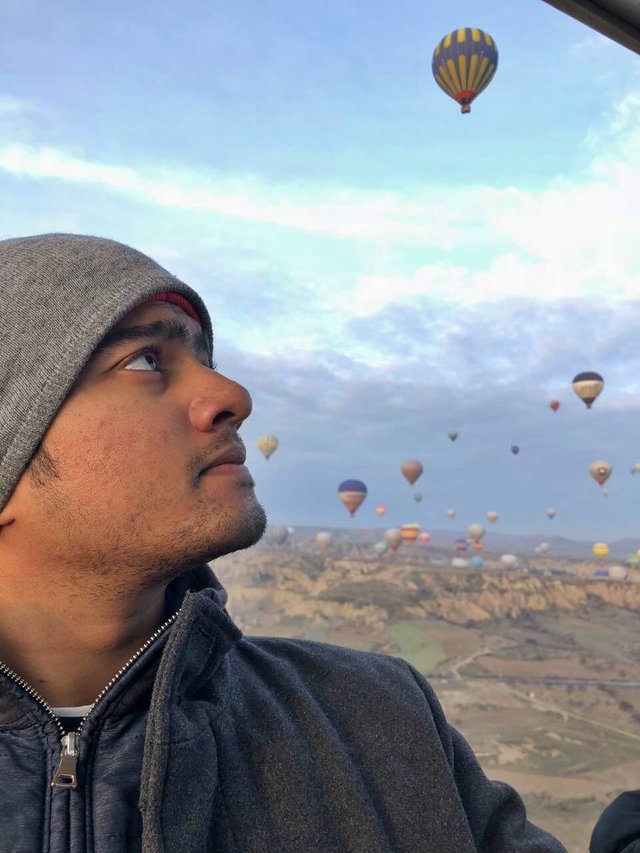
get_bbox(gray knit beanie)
[0,233,214,512]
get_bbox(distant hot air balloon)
[592,542,609,559]
[511,445,520,455]
[472,541,484,552]
[269,526,289,546]
[589,460,612,487]
[418,532,431,544]
[467,523,485,542]
[401,523,421,549]
[376,504,387,516]
[546,508,556,519]
[257,434,279,460]
[609,564,627,580]
[374,541,389,555]
[447,508,456,520]
[401,459,423,485]
[315,531,332,553]
[432,28,498,114]
[384,528,402,552]
[486,511,498,524]
[631,463,640,475]
[454,538,469,554]
[550,400,560,412]
[501,554,517,569]
[448,430,459,442]
[471,555,484,569]
[413,492,423,503]
[538,543,549,555]
[338,479,367,517]
[572,372,604,409]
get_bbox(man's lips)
[200,444,246,473]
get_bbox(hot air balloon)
[546,508,556,519]
[572,372,604,409]
[550,400,560,412]
[448,430,459,442]
[338,479,367,517]
[376,504,387,516]
[401,523,421,549]
[592,542,609,559]
[472,541,484,552]
[609,564,627,580]
[454,538,468,554]
[447,508,456,520]
[432,28,498,114]
[401,459,423,485]
[269,526,289,545]
[486,511,498,524]
[467,523,485,542]
[631,463,640,475]
[471,555,484,569]
[374,541,389,555]
[257,434,279,460]
[451,557,469,568]
[589,460,612,487]
[511,445,520,455]
[538,542,549,555]
[501,554,517,569]
[316,531,332,553]
[384,528,402,552]
[418,532,431,544]
[413,492,423,503]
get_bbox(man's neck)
[0,583,167,707]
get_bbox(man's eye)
[123,347,163,372]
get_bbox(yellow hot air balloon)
[400,523,421,549]
[572,372,604,409]
[486,511,498,524]
[592,542,609,559]
[257,434,279,460]
[432,28,498,114]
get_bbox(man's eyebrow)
[91,318,211,362]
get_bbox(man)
[590,791,640,852]
[0,233,566,852]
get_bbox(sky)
[1,0,640,542]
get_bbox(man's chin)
[205,501,267,561]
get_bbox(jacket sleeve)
[589,791,640,853]
[404,662,568,852]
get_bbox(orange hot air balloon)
[550,400,560,412]
[376,504,387,517]
[400,523,421,549]
[401,459,423,485]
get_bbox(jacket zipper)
[0,606,182,790]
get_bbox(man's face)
[1,301,266,589]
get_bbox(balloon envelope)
[471,555,484,569]
[401,459,423,485]
[338,479,367,517]
[269,526,289,545]
[448,430,459,441]
[257,434,279,460]
[375,504,387,516]
[572,371,604,409]
[511,445,520,455]
[546,508,556,519]
[589,460,612,487]
[384,528,402,551]
[501,554,517,569]
[413,492,423,503]
[467,523,485,542]
[418,532,431,544]
[432,28,498,114]
[400,523,421,548]
[447,509,456,520]
[550,400,560,412]
[592,542,609,559]
[486,511,498,524]
[315,531,332,552]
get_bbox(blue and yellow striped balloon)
[432,28,498,114]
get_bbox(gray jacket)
[0,566,566,852]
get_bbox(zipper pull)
[51,732,79,789]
